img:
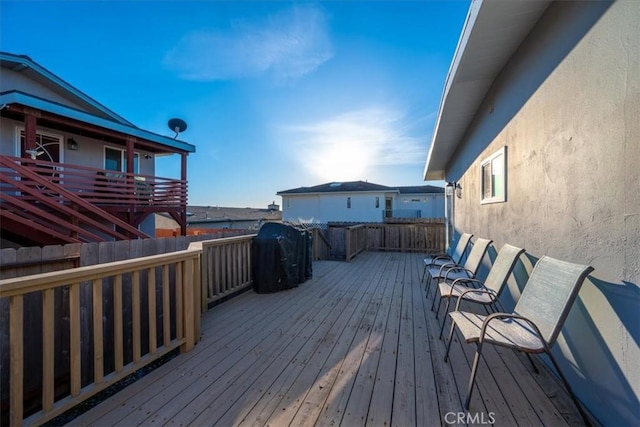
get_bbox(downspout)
[444,182,455,250]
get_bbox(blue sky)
[1,0,469,208]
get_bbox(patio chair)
[443,255,593,424]
[422,232,473,285]
[425,238,492,302]
[436,244,525,339]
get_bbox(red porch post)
[126,136,136,236]
[24,112,38,155]
[180,153,188,236]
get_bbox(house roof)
[184,206,282,224]
[423,0,551,180]
[0,91,196,153]
[0,52,133,125]
[397,185,444,195]
[0,52,196,154]
[277,181,444,195]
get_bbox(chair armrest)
[452,287,498,307]
[478,313,546,346]
[435,261,458,275]
[451,277,484,288]
[425,255,453,268]
[440,266,473,281]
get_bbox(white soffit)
[424,0,552,180]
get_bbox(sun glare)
[305,139,371,181]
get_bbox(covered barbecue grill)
[251,223,312,293]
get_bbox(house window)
[105,146,139,173]
[375,197,379,208]
[347,197,351,208]
[480,146,506,204]
[18,129,62,163]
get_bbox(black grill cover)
[252,223,313,293]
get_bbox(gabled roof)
[397,185,444,194]
[423,0,551,180]
[0,52,134,126]
[277,181,444,195]
[0,51,195,153]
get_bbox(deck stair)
[0,155,149,245]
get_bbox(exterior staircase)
[0,155,150,246]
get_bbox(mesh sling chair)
[422,232,473,288]
[425,238,492,303]
[444,255,593,424]
[435,244,525,339]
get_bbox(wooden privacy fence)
[0,248,201,426]
[189,235,256,310]
[338,221,445,261]
[365,222,445,253]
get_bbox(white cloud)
[164,4,333,82]
[279,108,426,181]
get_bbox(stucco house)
[277,180,444,224]
[424,1,639,425]
[0,52,196,247]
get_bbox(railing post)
[181,258,195,352]
[345,227,352,262]
[10,295,24,427]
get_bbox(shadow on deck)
[72,252,583,426]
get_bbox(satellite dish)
[168,118,188,139]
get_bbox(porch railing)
[345,225,367,261]
[189,235,256,310]
[0,155,186,209]
[0,248,201,426]
[0,223,442,425]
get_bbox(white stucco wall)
[281,191,445,223]
[444,1,639,425]
[395,193,445,218]
[281,192,387,223]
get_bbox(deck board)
[73,252,583,427]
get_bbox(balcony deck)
[72,252,582,426]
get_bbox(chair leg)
[546,350,592,426]
[424,271,433,294]
[444,321,456,363]
[430,285,440,311]
[525,353,539,374]
[465,342,484,410]
[435,295,444,319]
[422,264,427,283]
[439,297,453,339]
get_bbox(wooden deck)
[72,252,583,427]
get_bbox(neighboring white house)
[277,181,444,223]
[424,1,639,425]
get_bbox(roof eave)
[0,52,135,126]
[1,91,195,153]
[423,0,551,181]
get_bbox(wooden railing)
[0,248,201,426]
[0,155,149,243]
[0,155,187,209]
[340,222,445,261]
[310,228,331,260]
[189,235,256,310]
[0,223,445,425]
[365,222,445,253]
[344,225,367,262]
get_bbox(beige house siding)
[445,1,639,425]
